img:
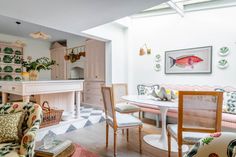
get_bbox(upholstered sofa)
[0,102,42,157]
[137,84,236,129]
[184,132,236,157]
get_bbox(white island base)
[0,80,83,118]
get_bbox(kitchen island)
[0,80,83,118]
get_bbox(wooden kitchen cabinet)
[50,43,67,80]
[85,40,105,81]
[83,39,105,108]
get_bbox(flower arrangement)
[22,56,56,72]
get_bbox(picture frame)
[165,46,212,74]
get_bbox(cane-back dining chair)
[101,86,143,157]
[112,83,141,118]
[167,91,223,157]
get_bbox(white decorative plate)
[218,59,229,69]
[155,54,161,62]
[154,64,161,71]
[219,47,229,56]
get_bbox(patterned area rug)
[72,144,100,157]
[37,105,105,141]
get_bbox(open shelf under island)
[0,80,83,118]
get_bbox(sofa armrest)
[184,132,236,157]
[19,126,38,157]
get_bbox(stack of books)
[35,140,72,157]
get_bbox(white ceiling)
[0,15,86,42]
[0,0,167,35]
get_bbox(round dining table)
[122,95,188,152]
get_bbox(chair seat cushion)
[167,124,209,144]
[0,142,20,157]
[107,112,142,128]
[116,112,142,127]
[115,103,140,113]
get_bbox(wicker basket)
[40,101,64,128]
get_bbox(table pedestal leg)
[143,106,188,152]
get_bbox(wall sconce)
[139,43,151,56]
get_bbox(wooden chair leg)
[139,126,142,154]
[126,129,129,142]
[114,130,117,157]
[178,143,182,157]
[106,123,109,148]
[139,111,141,119]
[167,131,171,157]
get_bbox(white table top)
[122,95,178,108]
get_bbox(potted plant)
[22,56,55,80]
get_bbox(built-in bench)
[137,84,236,129]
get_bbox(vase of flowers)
[22,56,55,81]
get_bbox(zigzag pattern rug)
[37,105,105,141]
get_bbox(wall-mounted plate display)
[219,47,229,56]
[4,47,13,54]
[3,55,13,63]
[0,42,24,81]
[155,54,161,62]
[154,64,161,71]
[3,75,13,81]
[218,59,229,69]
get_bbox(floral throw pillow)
[137,84,159,96]
[223,92,236,114]
[215,88,236,114]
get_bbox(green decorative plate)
[155,54,161,62]
[218,59,229,69]
[14,55,22,64]
[15,76,21,81]
[154,64,161,71]
[15,50,22,55]
[4,47,13,54]
[4,66,13,72]
[219,47,229,56]
[3,55,13,63]
[15,68,22,73]
[3,75,13,81]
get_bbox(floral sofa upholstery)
[184,132,236,157]
[0,102,42,157]
[137,84,236,129]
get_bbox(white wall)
[128,7,236,93]
[0,33,51,80]
[83,23,128,84]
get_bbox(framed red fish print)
[165,46,212,74]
